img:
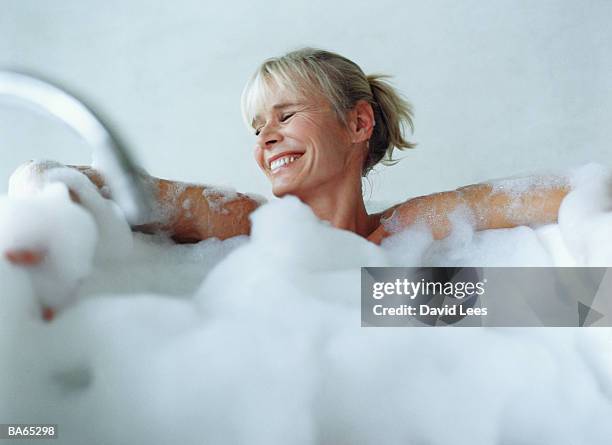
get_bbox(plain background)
[1,0,611,205]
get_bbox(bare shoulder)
[366,198,423,244]
[367,188,472,244]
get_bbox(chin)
[271,181,303,199]
[271,185,292,198]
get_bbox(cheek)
[253,145,266,172]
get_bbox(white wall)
[1,0,611,205]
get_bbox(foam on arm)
[374,173,571,242]
[469,174,571,230]
[131,179,265,243]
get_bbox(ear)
[348,100,375,144]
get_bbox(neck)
[297,164,377,238]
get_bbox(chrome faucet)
[0,70,151,224]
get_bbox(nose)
[257,122,283,149]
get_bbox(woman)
[6,47,570,266]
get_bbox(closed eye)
[280,112,295,122]
[254,112,294,136]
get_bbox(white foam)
[483,171,571,226]
[487,171,569,195]
[9,160,133,260]
[202,185,240,215]
[0,163,611,444]
[0,183,97,309]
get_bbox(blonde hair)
[241,47,416,176]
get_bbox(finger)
[41,306,55,322]
[68,188,81,204]
[367,226,388,245]
[4,249,46,266]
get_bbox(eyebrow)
[252,102,299,127]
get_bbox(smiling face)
[251,84,359,199]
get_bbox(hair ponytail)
[364,74,416,176]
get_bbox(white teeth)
[270,155,301,172]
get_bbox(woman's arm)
[70,165,263,243]
[141,177,262,243]
[368,175,571,244]
[10,161,263,243]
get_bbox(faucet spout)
[0,70,151,224]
